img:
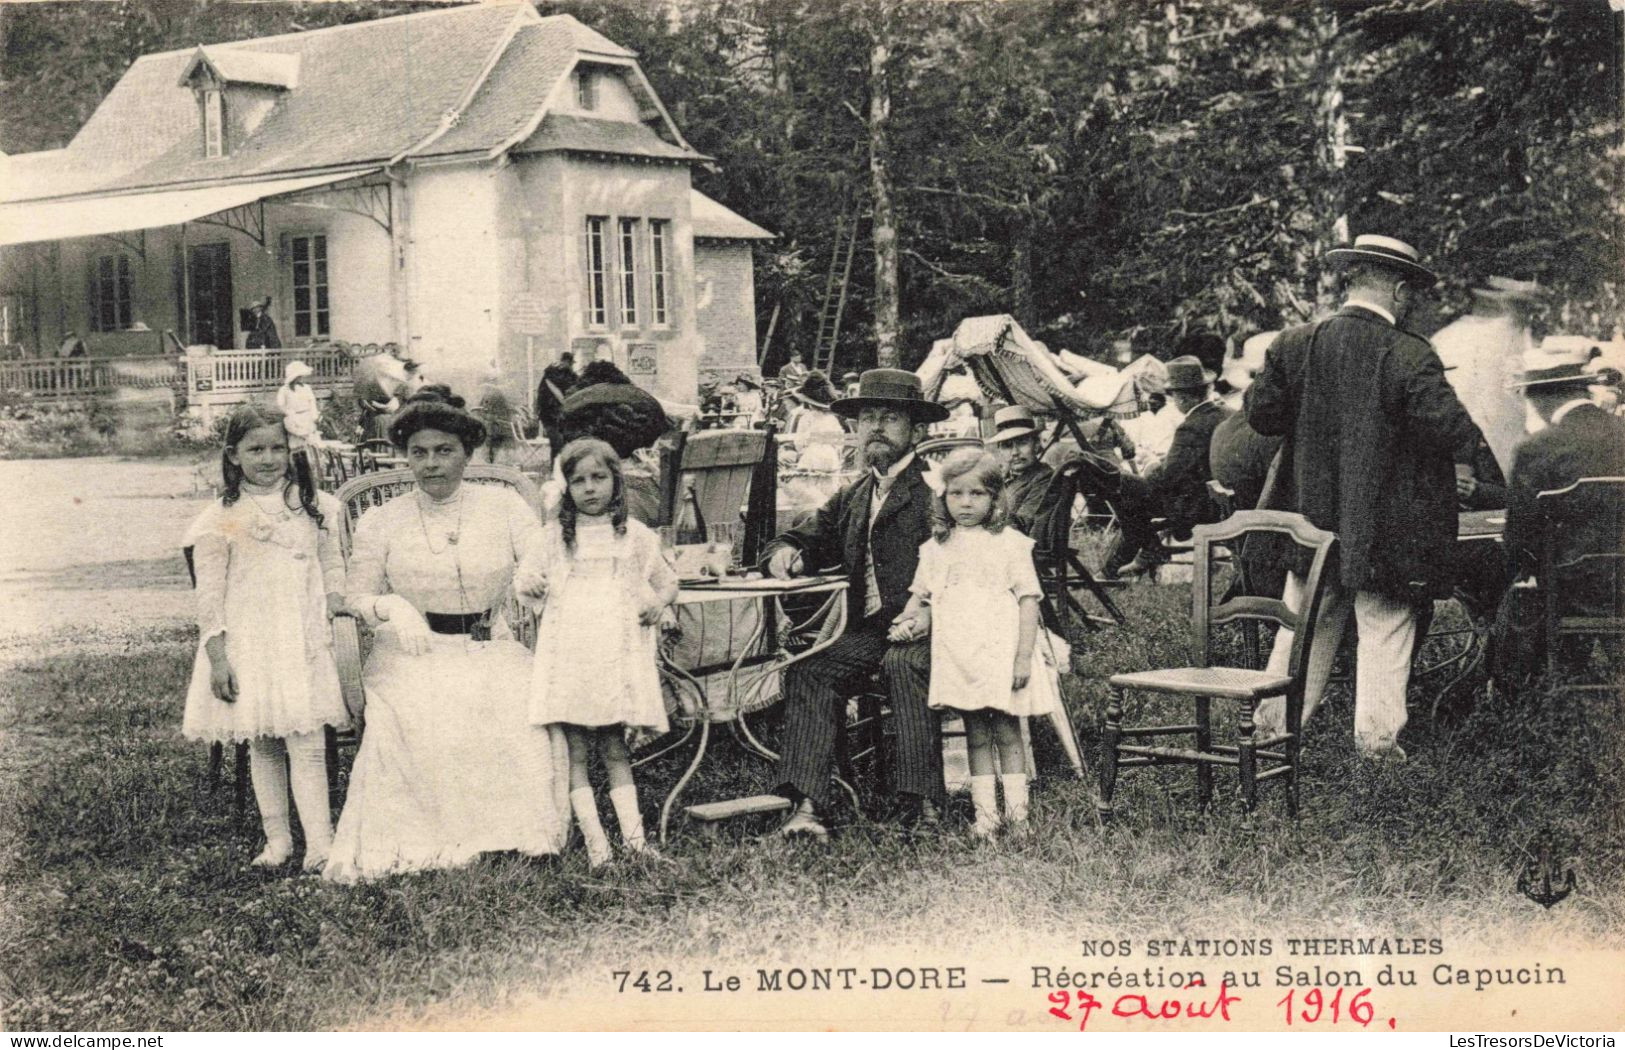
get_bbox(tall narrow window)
[583,216,608,328]
[203,89,225,158]
[649,220,670,327]
[576,70,597,111]
[288,234,330,339]
[90,254,133,332]
[618,218,639,327]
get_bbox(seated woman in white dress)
[325,391,569,882]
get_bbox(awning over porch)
[0,169,379,247]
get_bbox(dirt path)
[0,456,213,649]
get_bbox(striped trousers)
[775,623,941,809]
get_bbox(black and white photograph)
[0,0,1620,1034]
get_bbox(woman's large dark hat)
[830,368,950,423]
[388,390,487,451]
[790,371,839,409]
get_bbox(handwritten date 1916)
[1047,983,1397,1031]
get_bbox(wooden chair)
[1099,510,1338,820]
[1537,476,1625,695]
[1032,459,1126,636]
[657,428,777,564]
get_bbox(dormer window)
[203,88,225,157]
[576,69,597,111]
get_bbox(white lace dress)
[324,484,570,883]
[181,486,350,743]
[909,526,1059,718]
[525,519,675,731]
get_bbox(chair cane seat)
[1109,665,1292,700]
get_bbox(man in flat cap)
[762,368,950,838]
[1247,234,1478,760]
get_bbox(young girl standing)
[518,438,678,867]
[890,448,1057,837]
[182,404,350,872]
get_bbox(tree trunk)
[868,0,901,368]
[1010,218,1035,331]
[1309,6,1346,316]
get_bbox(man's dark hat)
[1163,355,1217,392]
[830,368,950,423]
[1324,234,1438,290]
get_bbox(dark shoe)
[777,800,830,840]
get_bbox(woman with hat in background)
[245,296,281,350]
[325,389,570,881]
[785,371,847,473]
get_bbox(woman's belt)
[423,610,491,636]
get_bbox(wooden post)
[180,222,192,346]
[526,334,536,405]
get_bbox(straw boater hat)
[1508,340,1604,391]
[986,405,1043,444]
[247,295,272,312]
[1325,234,1438,289]
[1163,355,1216,392]
[830,368,950,423]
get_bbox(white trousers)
[1259,572,1414,754]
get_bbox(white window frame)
[90,254,134,332]
[203,89,225,158]
[583,216,609,329]
[648,219,671,328]
[618,217,640,327]
[284,232,331,340]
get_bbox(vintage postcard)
[0,0,1620,1035]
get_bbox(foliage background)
[1,0,1618,370]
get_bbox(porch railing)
[0,355,185,399]
[189,347,354,394]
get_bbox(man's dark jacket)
[1006,461,1056,537]
[765,456,933,625]
[1246,305,1478,599]
[1146,399,1232,528]
[1503,402,1625,605]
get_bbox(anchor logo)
[1517,830,1576,908]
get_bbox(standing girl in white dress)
[518,438,678,867]
[889,448,1057,837]
[182,404,349,872]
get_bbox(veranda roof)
[0,168,376,247]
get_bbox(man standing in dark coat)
[1492,345,1625,685]
[244,296,280,350]
[1247,235,1478,759]
[534,351,578,454]
[762,369,949,838]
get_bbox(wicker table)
[646,575,848,842]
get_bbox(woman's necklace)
[415,489,463,555]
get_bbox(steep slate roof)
[691,190,774,240]
[515,114,708,163]
[2,3,698,204]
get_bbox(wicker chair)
[326,464,542,800]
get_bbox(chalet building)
[0,2,771,406]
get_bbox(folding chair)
[1099,511,1338,819]
[1032,459,1126,635]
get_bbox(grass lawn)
[0,581,1621,1031]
